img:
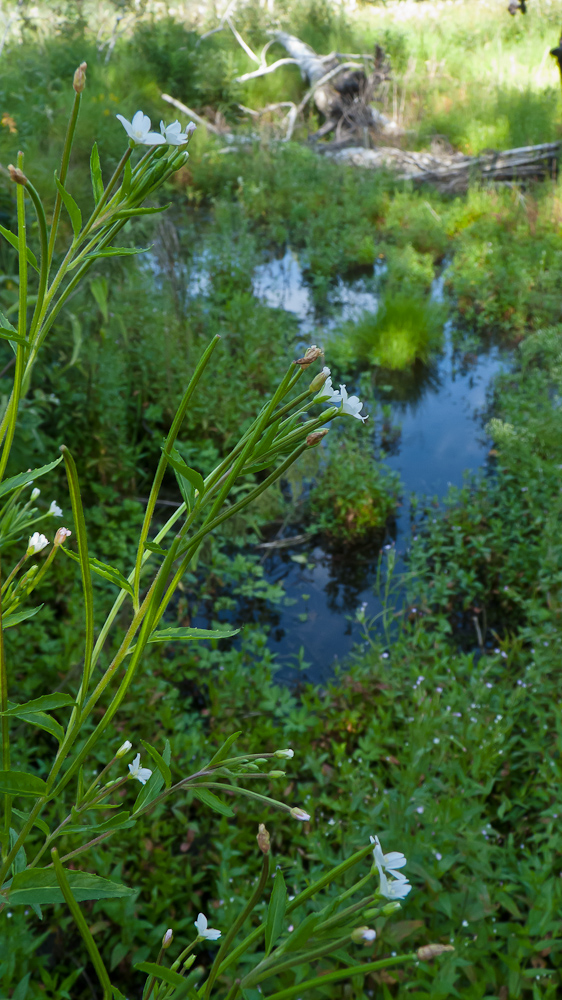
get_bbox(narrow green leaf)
[265,870,287,956]
[54,174,82,237]
[0,224,39,272]
[144,540,167,555]
[9,827,27,875]
[2,694,74,715]
[2,604,44,629]
[60,446,94,697]
[134,963,185,987]
[0,310,17,333]
[67,312,82,366]
[70,245,152,268]
[207,731,243,768]
[89,276,108,324]
[11,972,31,1000]
[163,448,205,494]
[90,143,104,204]
[9,711,64,743]
[60,548,133,597]
[148,626,240,644]
[9,869,135,905]
[115,204,170,219]
[133,769,164,814]
[140,740,172,789]
[0,770,48,797]
[12,807,50,837]
[121,156,132,198]
[0,455,62,500]
[191,787,234,818]
[63,811,133,836]
[0,327,26,347]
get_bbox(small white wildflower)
[351,926,377,943]
[379,869,413,900]
[54,527,71,546]
[116,110,166,146]
[127,753,152,785]
[338,384,368,423]
[314,367,341,403]
[49,501,63,517]
[116,739,133,758]
[27,532,49,555]
[194,913,221,941]
[160,119,196,144]
[274,748,294,759]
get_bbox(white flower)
[338,384,368,423]
[290,807,310,821]
[30,488,40,501]
[351,926,377,943]
[160,119,196,145]
[54,527,72,546]
[370,835,407,879]
[314,367,342,403]
[275,748,294,759]
[128,753,152,785]
[116,111,166,146]
[116,739,133,758]
[27,532,49,555]
[378,869,412,900]
[49,501,63,517]
[194,913,221,941]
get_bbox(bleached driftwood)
[327,142,560,191]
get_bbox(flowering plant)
[0,65,451,998]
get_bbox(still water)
[198,249,507,682]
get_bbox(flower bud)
[257,823,270,855]
[27,532,49,555]
[162,929,173,949]
[115,739,133,758]
[8,164,27,186]
[269,770,285,778]
[30,488,40,501]
[306,430,329,447]
[54,527,72,546]
[274,748,294,759]
[73,62,87,94]
[309,368,329,392]
[417,944,455,961]
[290,807,310,822]
[295,345,323,368]
[382,901,402,915]
[351,926,376,944]
[182,955,195,972]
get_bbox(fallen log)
[327,141,560,191]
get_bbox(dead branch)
[236,57,300,83]
[161,94,223,136]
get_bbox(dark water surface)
[197,250,508,682]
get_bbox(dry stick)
[286,62,364,141]
[235,57,299,83]
[225,15,260,64]
[161,94,222,135]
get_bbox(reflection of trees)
[322,520,397,613]
[374,358,443,411]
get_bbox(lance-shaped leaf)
[207,731,243,767]
[134,964,185,988]
[8,868,135,905]
[54,174,82,237]
[140,740,172,789]
[3,605,44,629]
[191,787,234,818]
[0,455,62,500]
[63,811,134,836]
[147,626,240,644]
[133,740,170,814]
[69,245,152,268]
[89,143,104,205]
[0,224,39,272]
[0,770,48,797]
[163,447,205,495]
[0,327,26,347]
[265,869,288,956]
[1,694,74,715]
[7,710,64,743]
[115,204,170,219]
[60,549,133,597]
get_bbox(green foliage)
[331,294,444,372]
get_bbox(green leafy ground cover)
[1,0,562,996]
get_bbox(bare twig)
[236,57,299,83]
[161,94,222,135]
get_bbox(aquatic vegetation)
[331,294,445,373]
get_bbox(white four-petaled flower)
[49,501,63,517]
[194,912,221,941]
[371,834,412,900]
[27,532,49,554]
[338,384,368,423]
[314,367,341,403]
[116,111,166,146]
[160,119,196,145]
[128,753,152,785]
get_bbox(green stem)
[25,179,50,342]
[204,854,270,998]
[0,559,10,856]
[259,953,418,1000]
[51,847,113,1000]
[47,89,81,269]
[242,933,351,989]
[132,334,220,609]
[0,153,27,482]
